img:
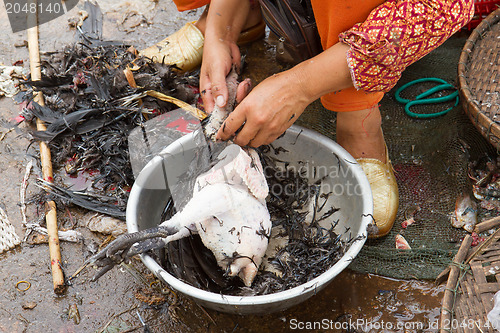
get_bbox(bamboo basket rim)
[458,7,500,151]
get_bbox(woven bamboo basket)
[458,7,500,150]
[439,217,500,333]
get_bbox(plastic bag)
[488,290,500,331]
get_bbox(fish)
[450,193,477,233]
[401,205,420,229]
[395,234,411,250]
[401,217,414,229]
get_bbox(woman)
[142,0,474,238]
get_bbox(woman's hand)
[216,69,311,147]
[199,0,251,113]
[200,39,242,113]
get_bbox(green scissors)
[395,77,459,119]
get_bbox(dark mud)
[0,1,443,332]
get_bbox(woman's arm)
[215,42,354,146]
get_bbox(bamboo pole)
[439,234,472,333]
[27,0,66,294]
[145,90,208,120]
[474,215,500,234]
[436,216,500,284]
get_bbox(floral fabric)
[339,0,474,92]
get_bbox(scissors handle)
[395,78,459,119]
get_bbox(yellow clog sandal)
[140,22,204,72]
[357,147,399,238]
[140,20,266,72]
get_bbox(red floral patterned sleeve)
[338,0,474,93]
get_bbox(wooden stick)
[463,227,500,266]
[435,266,451,286]
[474,215,500,234]
[439,234,472,333]
[145,90,208,120]
[27,0,66,294]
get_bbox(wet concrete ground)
[0,1,444,332]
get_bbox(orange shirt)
[311,0,385,49]
[173,0,209,12]
[310,0,385,112]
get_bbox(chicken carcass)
[88,70,272,286]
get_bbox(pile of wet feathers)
[19,42,200,207]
